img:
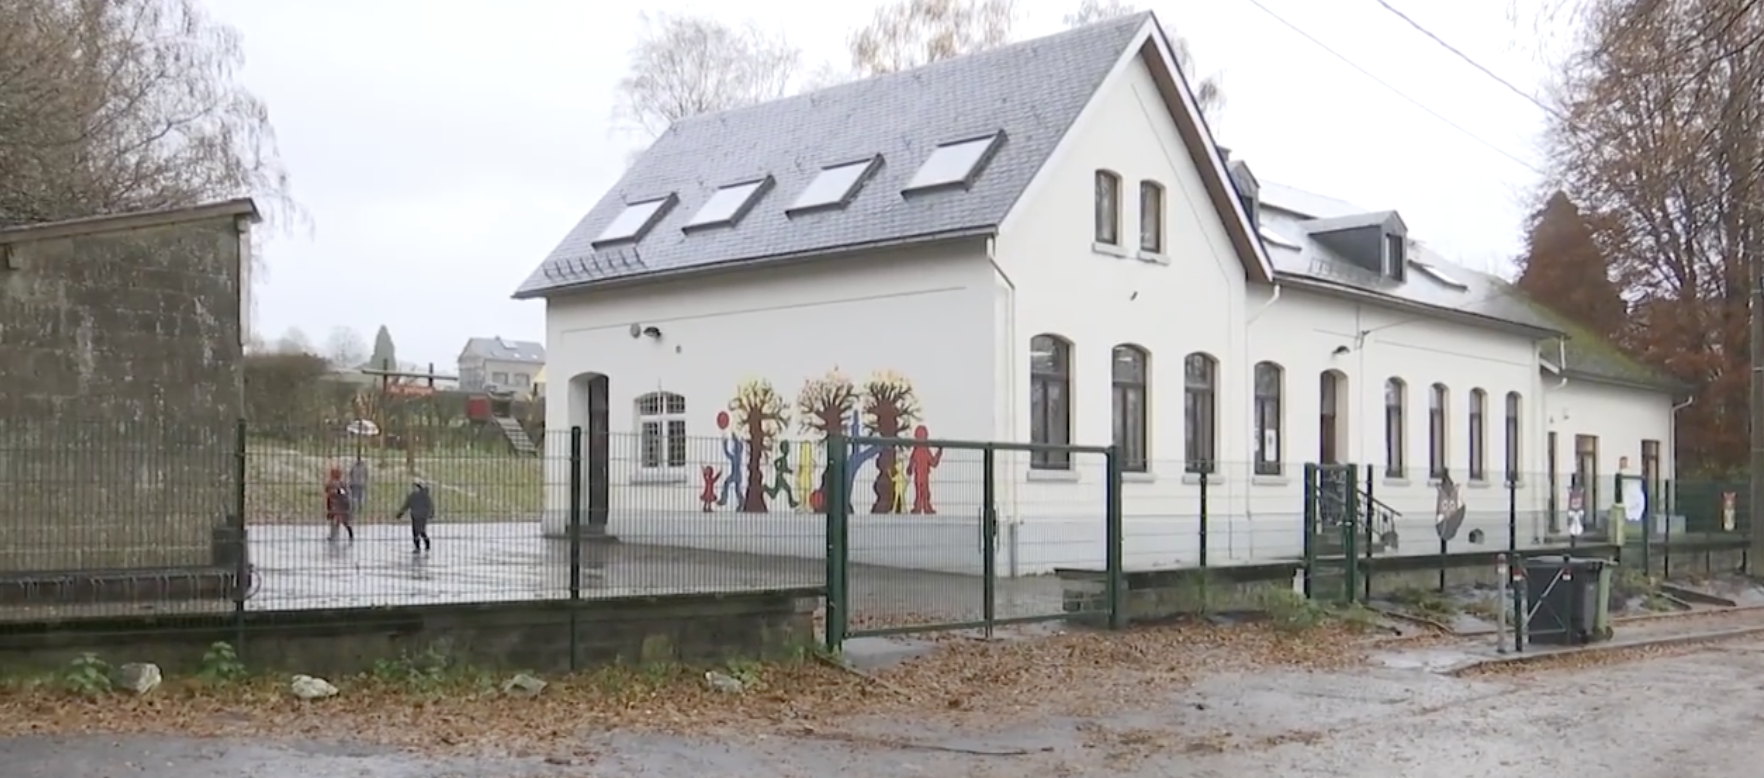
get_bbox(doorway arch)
[567,372,611,538]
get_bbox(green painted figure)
[764,441,799,508]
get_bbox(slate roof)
[1256,182,1680,392]
[515,13,1153,298]
[459,336,545,364]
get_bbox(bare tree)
[323,326,368,369]
[613,11,802,140]
[848,0,1018,76]
[273,326,312,355]
[1534,0,1763,479]
[1062,0,1224,117]
[0,0,297,229]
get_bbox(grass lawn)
[245,440,548,524]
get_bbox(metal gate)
[1302,463,1362,602]
[821,434,1118,648]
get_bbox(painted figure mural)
[705,368,939,515]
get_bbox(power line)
[1241,0,1544,175]
[1367,0,1566,122]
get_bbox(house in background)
[514,13,1680,574]
[457,336,545,394]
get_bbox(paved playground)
[246,522,1066,623]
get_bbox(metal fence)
[1,416,1754,656]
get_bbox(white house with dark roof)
[516,13,1681,574]
[457,336,545,394]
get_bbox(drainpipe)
[1669,395,1694,493]
[987,237,1021,578]
[1247,283,1282,323]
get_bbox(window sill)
[630,470,688,485]
[1466,479,1492,489]
[1252,475,1289,486]
[1027,468,1081,483]
[1122,472,1157,484]
[1383,477,1411,487]
[1091,241,1129,258]
[1136,250,1169,265]
[1181,473,1222,486]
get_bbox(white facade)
[538,26,1678,575]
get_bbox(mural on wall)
[707,368,943,515]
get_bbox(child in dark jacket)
[394,480,434,553]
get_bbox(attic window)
[1384,233,1407,280]
[685,176,773,231]
[789,156,881,215]
[592,194,677,247]
[904,132,1004,193]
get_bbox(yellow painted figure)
[890,458,907,513]
[795,441,817,512]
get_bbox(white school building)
[513,13,1683,576]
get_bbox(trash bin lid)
[1525,555,1574,567]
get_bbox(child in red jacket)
[324,466,355,541]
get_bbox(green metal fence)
[821,435,1122,649]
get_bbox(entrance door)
[583,374,610,534]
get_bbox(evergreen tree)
[370,325,397,370]
[1515,191,1627,339]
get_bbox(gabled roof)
[515,12,1271,299]
[1255,182,1680,392]
[459,337,545,363]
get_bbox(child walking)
[394,479,434,553]
[323,466,355,541]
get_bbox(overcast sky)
[205,0,1561,368]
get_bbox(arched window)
[1094,170,1121,246]
[1031,334,1072,469]
[1468,388,1487,481]
[635,391,687,469]
[1254,362,1283,475]
[1111,345,1149,472]
[1384,378,1407,478]
[1429,383,1450,479]
[1184,353,1218,474]
[1505,392,1523,483]
[1139,180,1164,253]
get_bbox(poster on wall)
[1566,487,1585,537]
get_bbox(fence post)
[568,427,583,602]
[1663,477,1673,579]
[1506,472,1519,556]
[231,418,248,657]
[981,444,998,639]
[1105,445,1126,630]
[1302,463,1317,600]
[1344,464,1360,603]
[824,434,850,653]
[1363,464,1377,600]
[1197,470,1209,570]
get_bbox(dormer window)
[1384,232,1407,280]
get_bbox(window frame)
[635,391,688,470]
[1428,383,1449,480]
[1384,378,1407,479]
[1504,392,1523,484]
[1030,334,1073,470]
[1253,361,1283,475]
[1184,353,1218,475]
[1139,180,1164,254]
[1468,388,1487,482]
[1094,170,1121,246]
[1111,345,1149,473]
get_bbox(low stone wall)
[0,588,819,675]
[1352,539,1748,597]
[1056,562,1302,623]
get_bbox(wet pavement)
[8,636,1764,776]
[247,522,1063,623]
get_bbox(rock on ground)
[289,675,337,700]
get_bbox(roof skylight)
[1411,260,1469,290]
[904,132,1004,193]
[685,177,772,231]
[592,194,677,247]
[788,156,881,215]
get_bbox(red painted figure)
[699,466,721,513]
[323,466,355,540]
[907,425,943,515]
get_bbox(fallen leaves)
[0,619,1386,755]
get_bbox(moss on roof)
[1509,292,1683,392]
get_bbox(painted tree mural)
[797,369,859,437]
[862,370,922,513]
[729,379,789,512]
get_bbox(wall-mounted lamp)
[1331,345,1350,356]
[627,323,665,340]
